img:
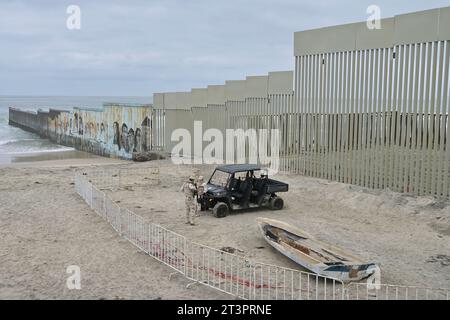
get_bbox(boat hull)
[257,218,380,282]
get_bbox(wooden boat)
[257,217,380,282]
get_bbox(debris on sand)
[425,200,448,210]
[426,255,450,267]
[132,151,165,162]
[220,247,244,255]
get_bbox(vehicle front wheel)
[213,202,229,218]
[270,197,284,210]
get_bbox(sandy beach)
[1,156,449,299]
[0,149,101,166]
[111,162,450,289]
[0,157,227,299]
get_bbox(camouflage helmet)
[189,175,195,181]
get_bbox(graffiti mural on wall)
[67,111,151,156]
[135,128,142,153]
[121,124,128,151]
[141,117,151,152]
[127,128,135,153]
[9,104,153,160]
[100,123,105,142]
[74,113,78,133]
[113,122,120,147]
[59,104,153,158]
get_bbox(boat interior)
[263,224,358,266]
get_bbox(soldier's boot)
[195,206,201,217]
[186,205,191,224]
[189,205,196,225]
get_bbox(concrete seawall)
[8,104,158,160]
[9,108,46,136]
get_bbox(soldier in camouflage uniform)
[195,176,207,216]
[180,175,198,225]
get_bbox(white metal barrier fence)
[74,168,449,300]
[346,282,450,300]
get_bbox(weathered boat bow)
[257,217,381,283]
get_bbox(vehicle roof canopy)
[215,164,262,174]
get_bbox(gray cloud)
[1,0,449,95]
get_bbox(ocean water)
[0,96,152,155]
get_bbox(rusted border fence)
[75,167,449,300]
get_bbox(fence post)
[252,263,256,300]
[103,192,106,220]
[89,182,93,209]
[183,237,187,277]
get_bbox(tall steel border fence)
[74,168,449,300]
[149,8,450,200]
[293,41,450,198]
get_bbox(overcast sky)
[1,0,449,96]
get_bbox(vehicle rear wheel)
[270,196,284,210]
[213,202,229,218]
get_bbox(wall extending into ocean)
[9,103,154,159]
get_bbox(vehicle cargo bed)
[266,179,289,193]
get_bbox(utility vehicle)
[198,164,288,218]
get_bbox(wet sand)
[0,149,101,166]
